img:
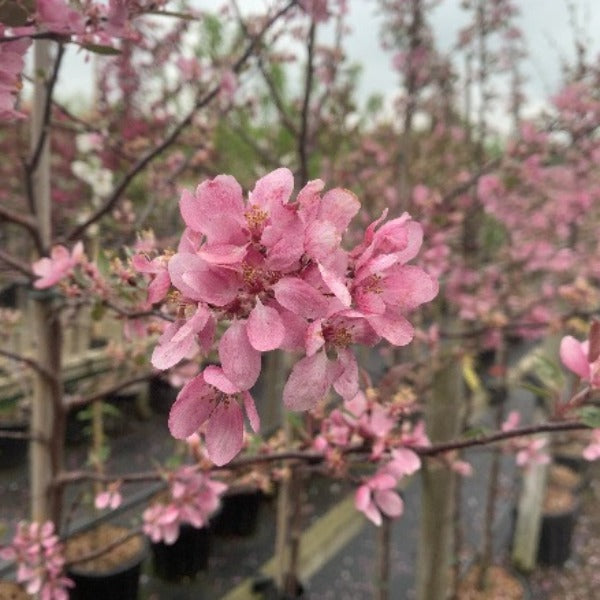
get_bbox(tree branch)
[0,249,35,279]
[297,20,316,187]
[0,347,56,382]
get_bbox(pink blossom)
[560,330,600,388]
[32,242,84,289]
[0,31,30,121]
[131,253,171,306]
[94,482,123,510]
[2,521,73,600]
[582,429,600,461]
[355,472,403,526]
[36,0,85,34]
[168,365,259,465]
[143,467,227,544]
[515,438,550,469]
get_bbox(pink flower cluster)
[139,168,437,465]
[501,411,550,469]
[314,389,428,525]
[142,466,227,544]
[0,521,73,600]
[0,25,30,121]
[32,242,84,289]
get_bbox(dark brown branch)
[0,347,57,383]
[0,249,35,279]
[65,0,297,243]
[28,43,65,175]
[66,373,155,411]
[297,20,316,187]
[416,420,588,456]
[0,205,39,233]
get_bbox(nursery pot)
[457,564,529,599]
[66,524,146,600]
[0,420,28,469]
[212,488,263,537]
[537,486,579,567]
[148,376,178,415]
[150,523,211,581]
[0,581,31,600]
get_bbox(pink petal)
[250,167,294,211]
[560,336,590,380]
[305,319,325,356]
[180,176,245,243]
[219,320,261,389]
[205,401,244,466]
[283,351,339,411]
[382,266,439,311]
[318,263,351,307]
[246,298,285,351]
[333,349,359,400]
[367,312,414,346]
[273,276,329,319]
[197,243,247,265]
[168,375,214,439]
[354,485,371,512]
[305,220,340,261]
[243,391,260,433]
[151,321,196,370]
[203,366,239,394]
[374,489,404,518]
[169,253,239,305]
[147,270,171,305]
[318,188,360,233]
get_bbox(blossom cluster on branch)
[131,167,438,465]
[0,521,73,600]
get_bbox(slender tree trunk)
[416,348,464,600]
[29,40,65,526]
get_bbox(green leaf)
[81,44,121,56]
[579,406,600,428]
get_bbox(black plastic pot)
[0,421,28,469]
[150,523,211,581]
[537,499,579,566]
[212,489,263,537]
[67,536,146,600]
[148,376,178,415]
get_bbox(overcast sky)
[55,0,600,127]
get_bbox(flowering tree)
[1,2,600,600]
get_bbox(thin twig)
[298,20,316,187]
[66,372,155,411]
[0,249,35,279]
[64,526,144,568]
[0,347,56,381]
[28,43,65,174]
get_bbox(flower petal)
[283,351,339,411]
[219,320,261,389]
[168,375,214,439]
[247,298,285,351]
[205,401,244,466]
[273,276,329,319]
[560,336,590,380]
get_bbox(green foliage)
[579,406,600,429]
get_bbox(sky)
[54,0,600,128]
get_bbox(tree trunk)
[416,351,464,600]
[29,40,65,526]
